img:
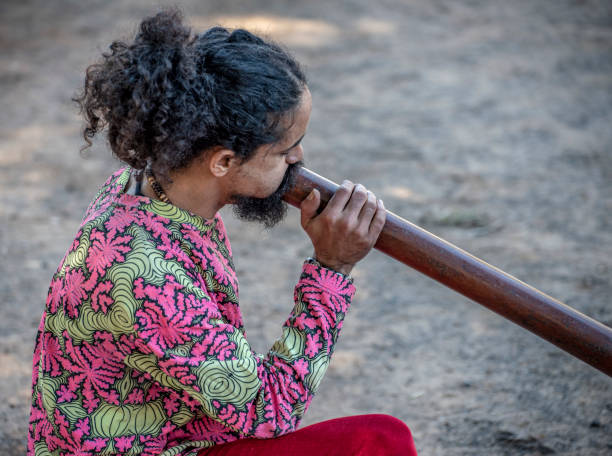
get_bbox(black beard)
[231,161,303,228]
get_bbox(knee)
[351,414,417,455]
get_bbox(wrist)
[309,256,354,276]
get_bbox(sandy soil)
[1,0,611,454]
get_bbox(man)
[28,9,417,455]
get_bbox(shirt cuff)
[304,257,354,285]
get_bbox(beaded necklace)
[145,165,173,205]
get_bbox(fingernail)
[308,190,315,200]
[342,180,351,187]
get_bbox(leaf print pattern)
[41,332,65,377]
[62,268,90,318]
[85,229,132,277]
[29,168,355,455]
[90,280,113,313]
[135,286,206,355]
[63,333,124,412]
[47,278,64,314]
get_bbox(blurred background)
[1,0,611,454]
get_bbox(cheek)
[236,157,288,197]
[274,162,290,183]
[257,165,288,197]
[265,158,288,181]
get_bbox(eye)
[279,135,304,157]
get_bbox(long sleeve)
[123,257,355,443]
[28,168,357,455]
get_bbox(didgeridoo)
[282,167,612,377]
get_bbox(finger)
[357,190,378,225]
[368,199,387,238]
[343,183,369,216]
[322,180,354,216]
[300,189,321,227]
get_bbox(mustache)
[278,160,303,196]
[230,160,304,229]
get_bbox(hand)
[300,180,386,275]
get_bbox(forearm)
[232,259,356,437]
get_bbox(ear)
[208,148,239,177]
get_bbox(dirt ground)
[1,0,611,454]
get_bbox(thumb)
[300,189,320,227]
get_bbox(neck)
[142,165,226,220]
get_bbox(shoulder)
[81,167,131,225]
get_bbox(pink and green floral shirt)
[28,168,355,455]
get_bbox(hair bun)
[75,8,306,182]
[136,9,190,46]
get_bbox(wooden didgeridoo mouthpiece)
[282,167,612,377]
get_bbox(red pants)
[198,414,417,456]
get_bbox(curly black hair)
[74,8,307,182]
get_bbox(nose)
[286,144,304,164]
